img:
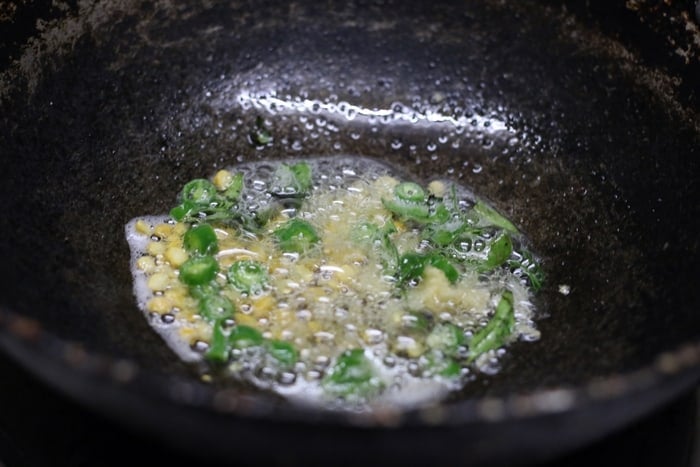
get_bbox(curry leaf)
[473,201,518,234]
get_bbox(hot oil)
[126,156,541,410]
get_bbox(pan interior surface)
[0,0,698,422]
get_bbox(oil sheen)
[126,156,540,409]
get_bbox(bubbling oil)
[126,156,540,409]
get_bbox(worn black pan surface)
[0,1,699,465]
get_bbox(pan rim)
[1,305,698,429]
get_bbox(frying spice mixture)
[126,156,542,408]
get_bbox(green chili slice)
[266,340,298,368]
[397,253,459,286]
[206,320,230,363]
[395,182,426,202]
[227,260,269,294]
[469,291,515,362]
[473,201,518,234]
[351,222,399,273]
[198,294,235,321]
[189,282,220,300]
[382,198,430,223]
[425,213,471,246]
[424,350,462,378]
[274,218,320,253]
[322,349,381,397]
[428,202,451,224]
[509,250,545,292]
[181,179,217,206]
[439,359,461,377]
[170,200,198,222]
[250,116,272,146]
[222,172,244,201]
[183,224,219,255]
[179,255,218,286]
[397,253,427,286]
[481,233,513,271]
[427,254,459,284]
[229,325,264,349]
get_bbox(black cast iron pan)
[0,1,699,465]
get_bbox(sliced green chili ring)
[170,173,251,226]
[266,340,298,368]
[183,224,219,255]
[229,325,264,349]
[181,179,217,206]
[274,218,320,253]
[198,294,235,321]
[468,291,515,362]
[206,320,230,363]
[179,255,218,286]
[227,260,269,294]
[395,182,426,202]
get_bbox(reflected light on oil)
[234,90,511,134]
